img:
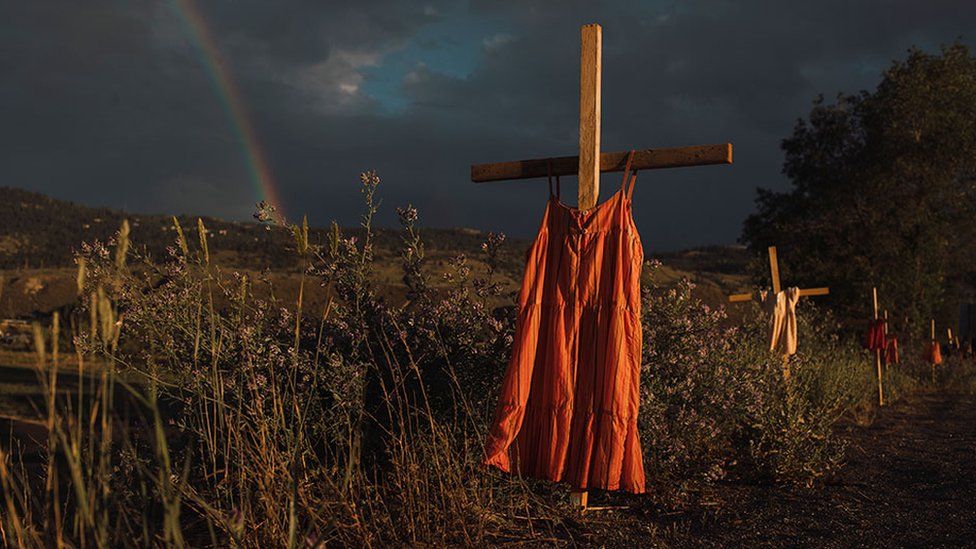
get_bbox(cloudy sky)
[2,1,975,250]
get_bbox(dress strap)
[625,171,638,200]
[547,160,561,198]
[620,150,638,200]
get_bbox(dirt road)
[665,392,976,547]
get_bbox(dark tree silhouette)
[743,43,976,335]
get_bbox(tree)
[742,44,976,336]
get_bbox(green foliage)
[639,273,743,499]
[640,273,883,498]
[942,357,976,394]
[742,43,976,334]
[737,308,870,482]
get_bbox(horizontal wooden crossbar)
[728,287,830,303]
[470,143,733,183]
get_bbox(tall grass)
[0,171,932,546]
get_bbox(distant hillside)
[0,187,522,272]
[0,187,752,317]
[653,245,751,275]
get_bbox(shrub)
[639,275,880,496]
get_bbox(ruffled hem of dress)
[483,450,511,473]
[482,450,646,494]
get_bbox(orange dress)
[484,153,646,493]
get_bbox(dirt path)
[663,392,976,547]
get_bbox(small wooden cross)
[727,246,829,379]
[471,23,733,510]
[728,246,829,302]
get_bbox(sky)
[2,1,975,250]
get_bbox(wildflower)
[360,169,380,188]
[481,232,505,253]
[397,205,419,225]
[253,200,283,225]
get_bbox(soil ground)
[603,391,976,547]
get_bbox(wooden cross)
[470,24,733,510]
[727,246,829,379]
[728,246,829,302]
[470,24,732,205]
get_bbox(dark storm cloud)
[2,1,976,249]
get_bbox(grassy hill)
[0,187,752,317]
[0,186,519,271]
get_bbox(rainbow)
[172,0,286,219]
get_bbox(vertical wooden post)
[578,23,602,210]
[767,246,791,378]
[768,246,781,294]
[873,287,884,406]
[571,23,602,510]
[569,490,588,509]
